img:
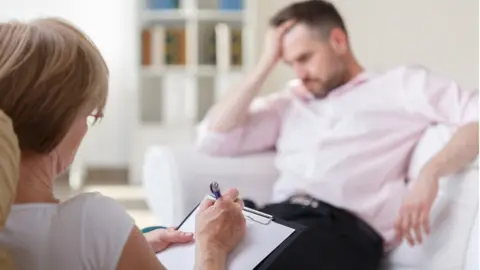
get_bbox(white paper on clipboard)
[156,197,295,270]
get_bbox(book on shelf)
[165,28,186,65]
[141,26,186,67]
[141,29,152,66]
[147,0,179,10]
[214,24,243,70]
[207,30,216,65]
[230,28,242,66]
[219,0,243,10]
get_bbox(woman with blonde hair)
[0,18,246,270]
[0,111,20,270]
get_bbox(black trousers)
[246,195,385,270]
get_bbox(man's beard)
[307,75,348,99]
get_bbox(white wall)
[257,0,479,93]
[0,0,138,167]
[337,0,478,89]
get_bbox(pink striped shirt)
[196,64,478,246]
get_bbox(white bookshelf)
[130,0,258,184]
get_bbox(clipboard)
[156,196,306,270]
[253,218,304,270]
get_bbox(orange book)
[142,29,152,66]
[177,28,186,65]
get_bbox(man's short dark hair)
[269,0,347,39]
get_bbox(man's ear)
[329,28,348,55]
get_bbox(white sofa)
[142,125,478,270]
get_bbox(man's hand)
[395,122,479,246]
[260,20,296,68]
[395,171,439,246]
[144,227,194,253]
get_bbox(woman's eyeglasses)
[87,111,103,126]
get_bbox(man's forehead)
[282,24,316,60]
[283,24,315,45]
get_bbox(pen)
[210,182,222,199]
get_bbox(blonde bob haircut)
[0,111,20,270]
[0,18,108,154]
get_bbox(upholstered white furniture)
[143,124,478,270]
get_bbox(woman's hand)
[144,227,194,253]
[194,189,246,269]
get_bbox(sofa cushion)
[386,125,478,269]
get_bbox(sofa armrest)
[142,145,278,226]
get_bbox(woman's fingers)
[160,229,194,243]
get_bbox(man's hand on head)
[260,20,296,69]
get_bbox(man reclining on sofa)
[195,1,479,269]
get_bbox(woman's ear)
[52,117,88,174]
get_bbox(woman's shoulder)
[52,192,130,224]
[59,192,126,212]
[55,192,134,235]
[50,192,135,269]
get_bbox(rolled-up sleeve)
[400,65,478,126]
[196,92,291,156]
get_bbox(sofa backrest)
[387,125,478,269]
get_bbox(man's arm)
[206,58,277,133]
[421,122,478,179]
[196,83,289,156]
[195,59,281,156]
[196,22,295,156]
[396,121,478,246]
[395,65,479,246]
[400,65,479,175]
[206,21,294,132]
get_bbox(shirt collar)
[290,70,376,102]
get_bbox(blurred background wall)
[260,0,478,94]
[0,0,477,172]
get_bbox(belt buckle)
[290,194,319,208]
